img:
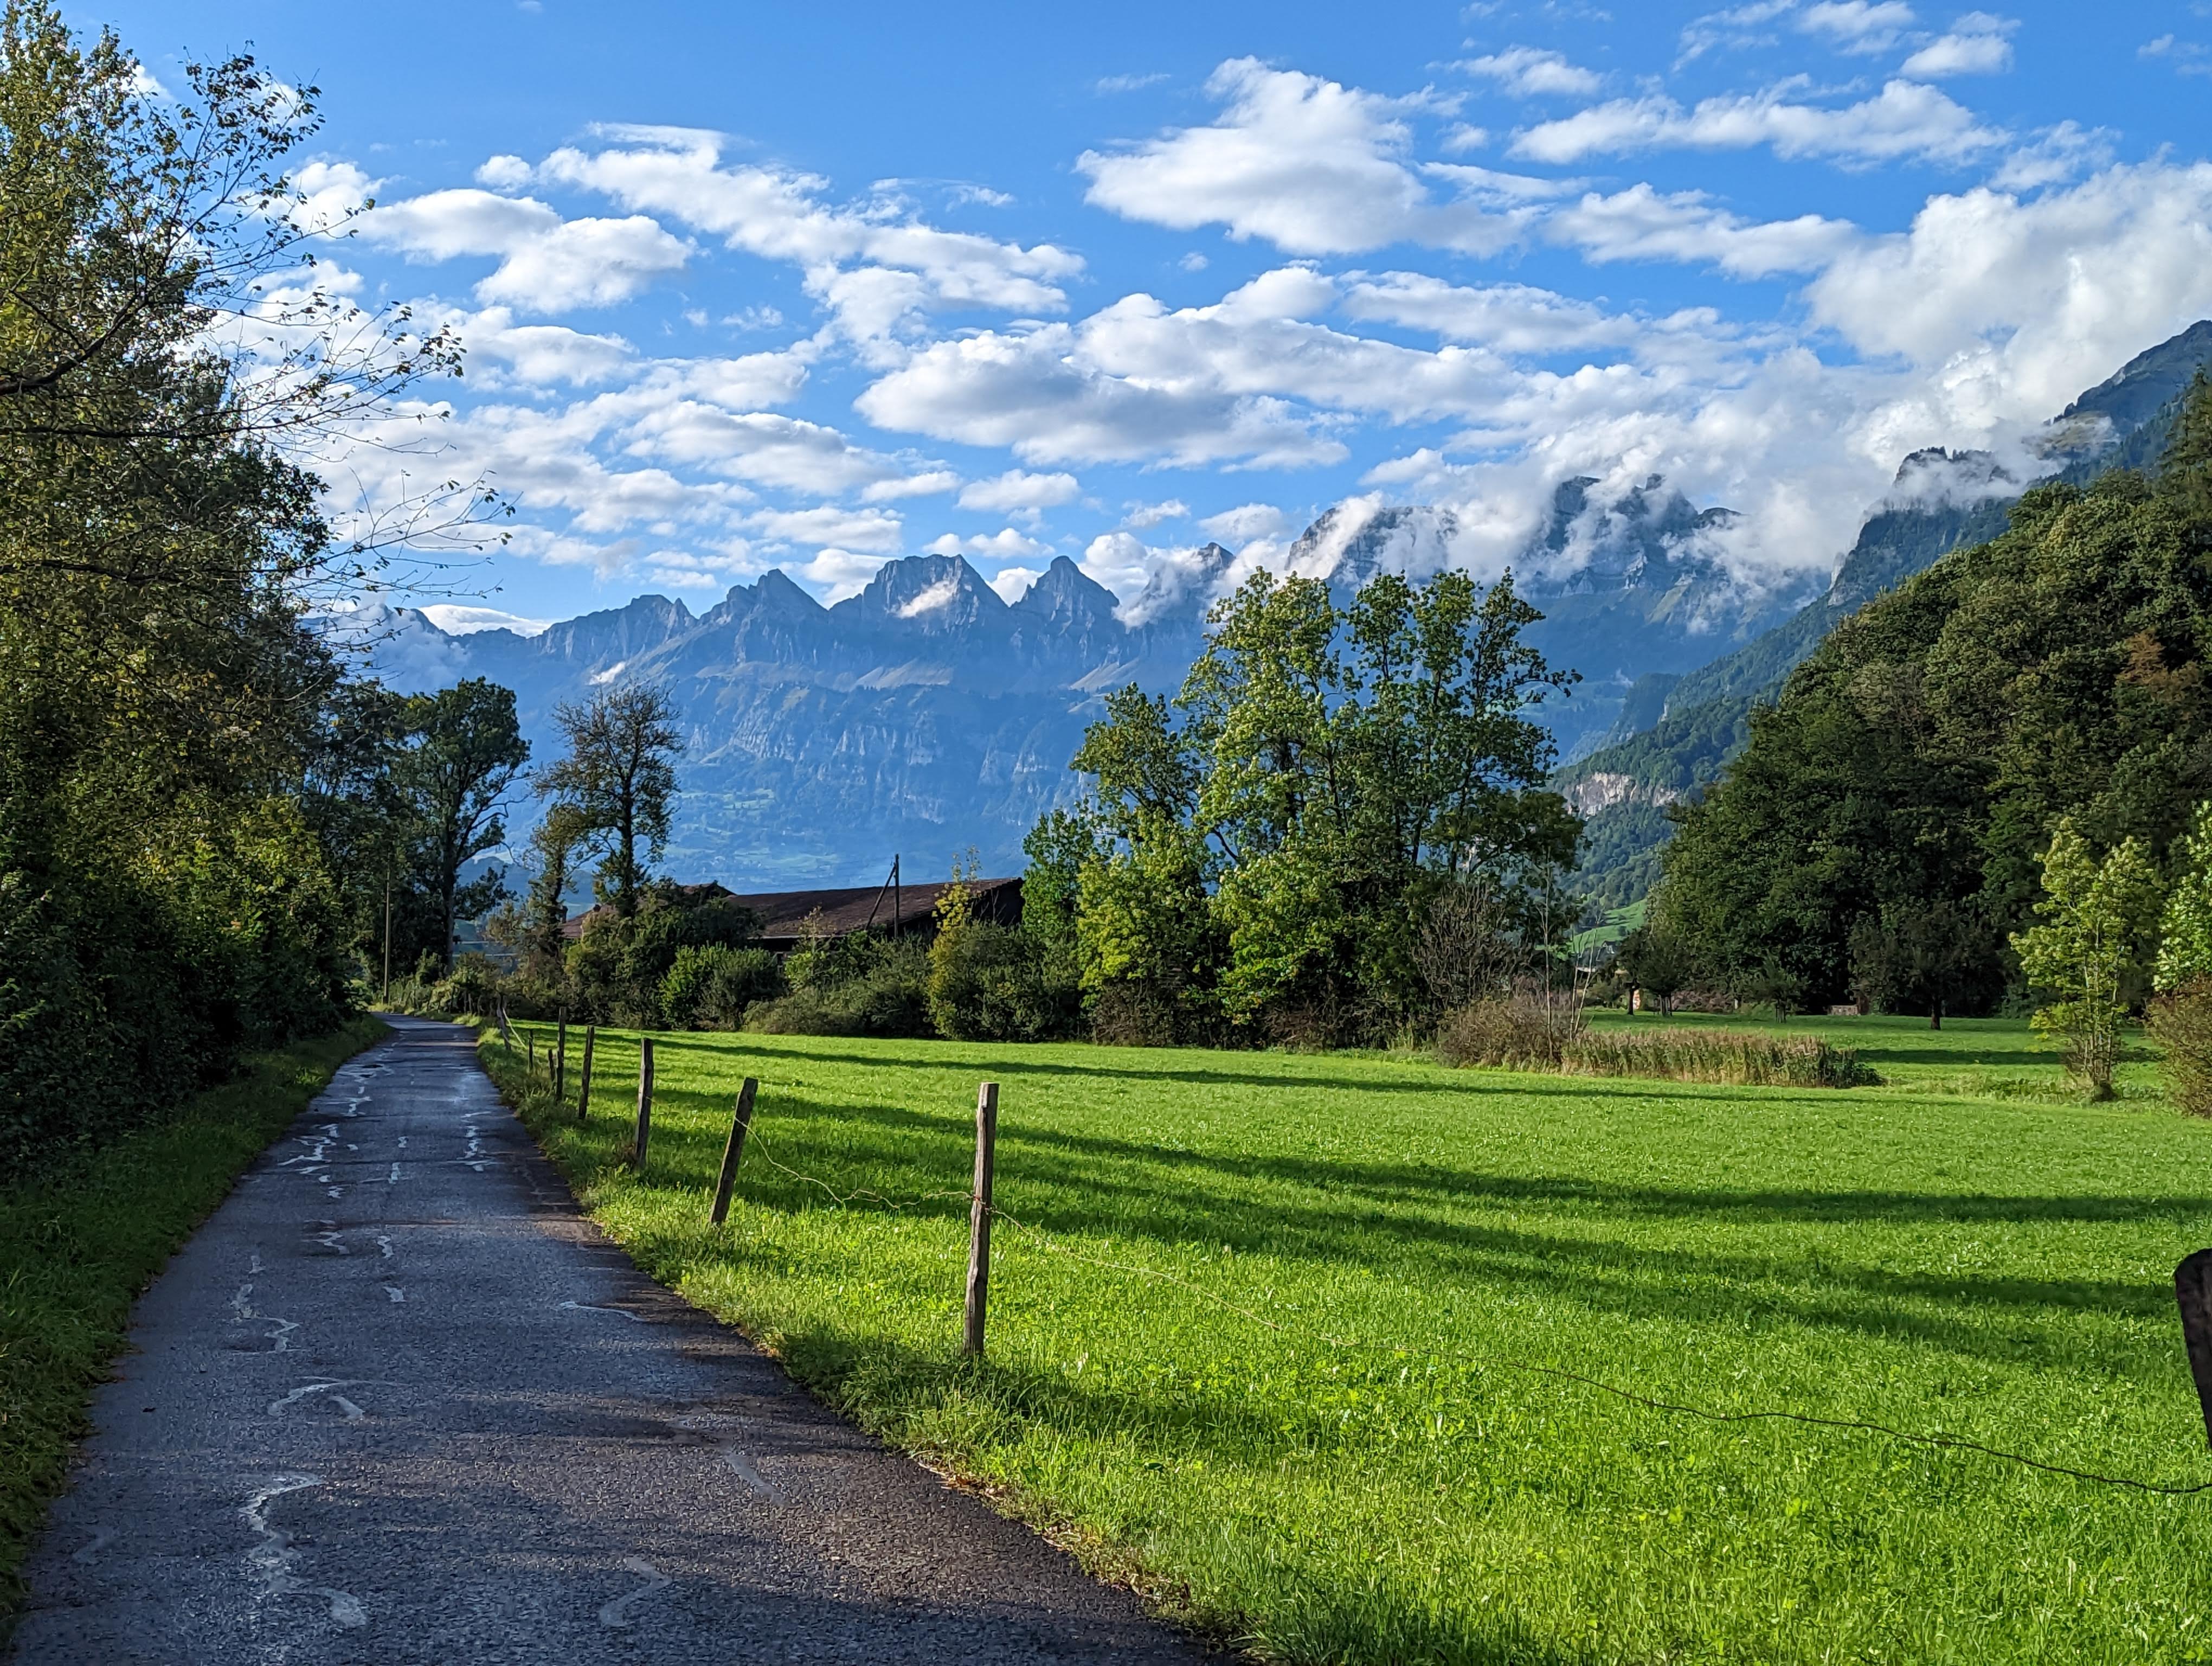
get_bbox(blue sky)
[93,0,2212,630]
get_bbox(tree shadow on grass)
[608,1092,2209,1379]
[695,1087,2212,1232]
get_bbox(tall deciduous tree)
[1040,566,1578,1043]
[521,802,591,977]
[395,679,528,971]
[0,5,488,1172]
[2011,822,2160,1099]
[537,684,685,918]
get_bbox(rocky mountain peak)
[836,554,1005,637]
[531,593,693,667]
[1118,541,1235,628]
[1011,554,1121,626]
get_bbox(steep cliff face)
[371,469,1803,887]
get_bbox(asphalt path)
[10,1016,1200,1664]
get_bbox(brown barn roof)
[561,877,1021,947]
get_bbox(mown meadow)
[488,1013,2212,1663]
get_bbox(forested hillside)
[1561,321,2212,907]
[1647,372,2212,1011]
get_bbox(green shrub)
[1433,989,1586,1069]
[744,933,930,1038]
[927,910,1079,1042]
[0,798,356,1181]
[2146,982,2212,1114]
[662,944,784,1030]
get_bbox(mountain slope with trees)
[1561,322,2212,908]
[1648,371,2212,1014]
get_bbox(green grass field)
[0,1017,387,1616]
[488,1013,2212,1663]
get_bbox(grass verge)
[483,1016,2212,1664]
[0,1015,387,1614]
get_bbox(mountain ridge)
[358,321,2212,894]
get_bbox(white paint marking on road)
[230,1285,300,1353]
[326,1186,345,1199]
[395,1137,407,1149]
[266,1380,391,1418]
[330,1396,364,1424]
[597,1556,671,1628]
[241,1473,366,1630]
[248,1253,263,1274]
[70,1527,114,1566]
[387,1163,401,1184]
[310,1229,348,1255]
[374,1235,394,1259]
[383,1286,404,1304]
[721,1447,782,1502]
[558,1300,647,1324]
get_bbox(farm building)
[560,875,1023,953]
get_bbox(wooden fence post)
[710,1078,758,1225]
[576,1026,596,1122]
[963,1081,999,1356]
[526,1033,537,1080]
[555,1017,568,1098]
[633,1036,655,1166]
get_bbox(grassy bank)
[486,1016,2212,1663]
[0,1016,387,1610]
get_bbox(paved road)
[10,1017,1199,1664]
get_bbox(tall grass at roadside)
[1437,992,1880,1085]
[0,1017,385,1618]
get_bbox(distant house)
[561,876,1023,953]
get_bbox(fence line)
[488,1030,2212,1497]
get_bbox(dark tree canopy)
[1657,381,2212,1013]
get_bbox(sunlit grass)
[488,1015,2212,1664]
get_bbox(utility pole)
[382,879,393,1002]
[892,852,901,937]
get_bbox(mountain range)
[359,321,2212,896]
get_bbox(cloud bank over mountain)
[242,6,2212,635]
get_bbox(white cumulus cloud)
[1459,47,1604,98]
[957,470,1083,516]
[1901,13,2018,77]
[1078,58,1530,255]
[1513,79,2004,168]
[358,187,691,312]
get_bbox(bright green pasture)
[490,1016,2212,1664]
